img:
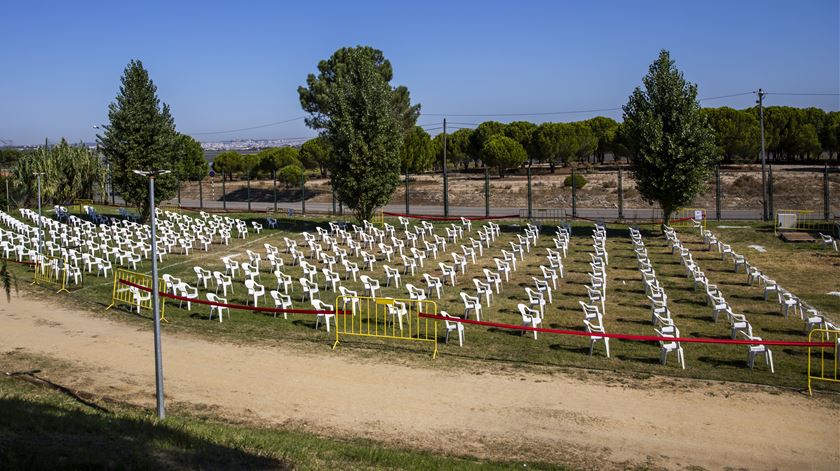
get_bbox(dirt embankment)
[1,293,837,470]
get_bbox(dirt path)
[1,294,837,470]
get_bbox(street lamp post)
[133,169,170,420]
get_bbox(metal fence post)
[332,185,336,216]
[198,177,203,209]
[716,165,721,221]
[484,167,490,217]
[824,164,830,221]
[301,173,306,215]
[571,166,577,219]
[527,165,532,219]
[222,170,227,210]
[177,178,181,206]
[405,171,410,215]
[247,172,251,212]
[273,169,278,213]
[618,167,624,221]
[768,164,774,221]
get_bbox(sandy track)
[1,294,837,470]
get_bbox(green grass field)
[8,207,838,392]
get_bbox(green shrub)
[563,173,587,189]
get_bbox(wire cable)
[188,116,305,136]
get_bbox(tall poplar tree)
[622,50,717,225]
[98,60,178,221]
[298,46,407,222]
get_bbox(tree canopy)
[174,134,209,182]
[400,126,434,174]
[622,50,717,225]
[12,139,106,205]
[299,137,331,177]
[482,135,527,177]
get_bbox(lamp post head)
[133,169,172,179]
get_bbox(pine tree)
[98,60,178,221]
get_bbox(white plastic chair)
[517,303,542,339]
[584,319,610,358]
[269,290,292,319]
[460,292,482,321]
[441,311,464,346]
[244,279,266,306]
[656,326,685,369]
[473,278,493,306]
[311,299,335,332]
[207,293,228,323]
[423,273,443,299]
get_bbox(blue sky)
[1,0,838,145]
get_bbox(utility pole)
[757,89,768,221]
[442,118,449,217]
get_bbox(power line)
[420,107,622,118]
[698,92,755,101]
[765,92,840,96]
[188,116,305,136]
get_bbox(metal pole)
[405,171,410,215]
[571,166,577,219]
[273,169,277,213]
[716,165,722,221]
[247,172,251,212]
[527,165,532,219]
[484,167,490,217]
[332,186,336,216]
[618,167,624,221]
[443,118,449,217]
[109,160,115,206]
[198,178,203,209]
[301,173,306,215]
[222,170,227,210]
[5,171,9,213]
[824,164,829,221]
[758,89,767,221]
[768,164,774,220]
[177,179,181,205]
[148,175,165,420]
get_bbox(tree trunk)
[549,162,556,174]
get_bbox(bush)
[277,165,305,189]
[564,174,587,189]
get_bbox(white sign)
[694,210,704,221]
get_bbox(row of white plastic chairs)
[666,226,774,372]
[698,228,835,333]
[633,227,687,369]
[578,224,610,357]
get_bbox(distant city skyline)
[1,0,838,145]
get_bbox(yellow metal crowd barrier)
[105,268,167,321]
[332,295,438,358]
[74,199,94,213]
[807,328,839,395]
[774,209,831,235]
[373,208,385,227]
[32,255,69,294]
[671,208,707,231]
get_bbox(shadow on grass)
[0,397,287,470]
[697,356,745,368]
